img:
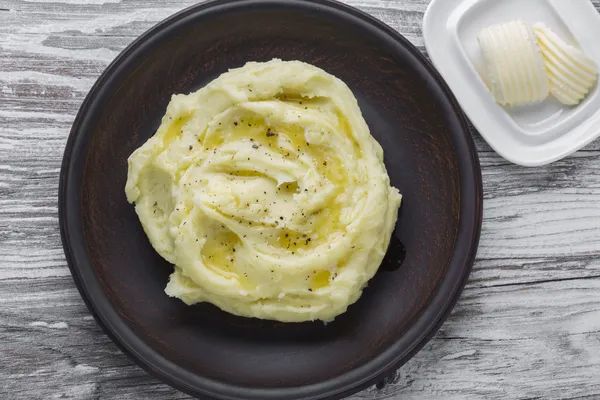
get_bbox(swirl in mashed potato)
[125,59,401,322]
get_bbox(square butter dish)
[423,0,600,166]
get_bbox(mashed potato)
[125,59,401,322]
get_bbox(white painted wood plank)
[3,147,599,285]
[1,277,599,399]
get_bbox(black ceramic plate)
[59,0,483,399]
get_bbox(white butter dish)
[423,0,600,166]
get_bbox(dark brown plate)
[59,0,482,399]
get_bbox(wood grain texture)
[0,0,599,399]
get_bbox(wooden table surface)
[1,0,599,399]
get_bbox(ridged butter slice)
[478,21,550,106]
[533,22,598,105]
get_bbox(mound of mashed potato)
[125,59,401,322]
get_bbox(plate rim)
[59,0,484,399]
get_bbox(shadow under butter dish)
[125,59,402,323]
